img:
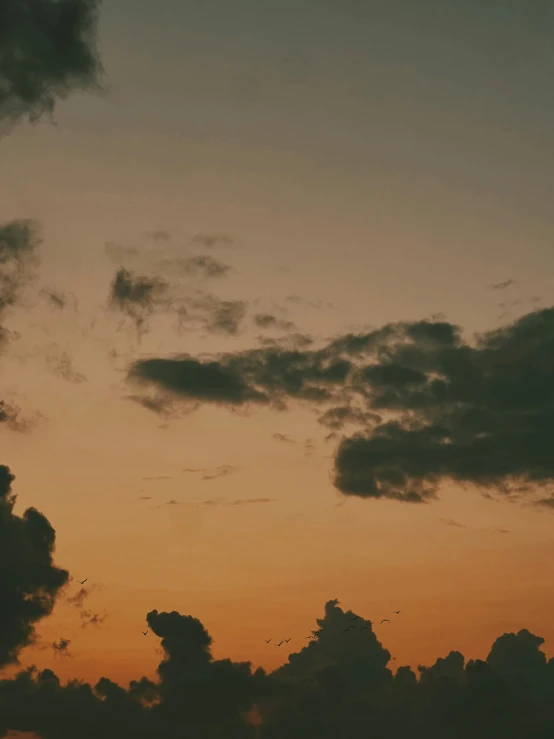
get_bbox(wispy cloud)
[183,465,237,481]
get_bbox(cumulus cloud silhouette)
[0,464,69,667]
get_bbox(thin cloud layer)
[129,306,554,507]
[0,0,102,126]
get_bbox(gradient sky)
[2,0,554,690]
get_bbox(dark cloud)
[52,638,71,658]
[79,610,108,628]
[183,465,236,481]
[491,279,516,290]
[332,309,554,504]
[204,298,247,335]
[67,585,107,628]
[191,233,234,249]
[0,464,69,667]
[254,313,296,331]
[0,0,102,127]
[129,305,554,509]
[108,268,169,337]
[128,344,351,413]
[0,399,25,431]
[0,219,41,317]
[3,585,554,737]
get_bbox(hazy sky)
[2,0,554,703]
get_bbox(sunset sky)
[2,0,554,713]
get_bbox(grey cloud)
[0,0,102,127]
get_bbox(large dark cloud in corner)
[0,0,103,126]
[128,306,554,507]
[0,464,69,667]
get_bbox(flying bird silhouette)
[142,630,148,635]
[79,579,87,584]
[277,640,284,646]
[348,615,361,621]
[380,619,390,624]
[265,639,271,643]
[284,638,291,643]
[394,610,401,615]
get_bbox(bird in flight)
[284,638,291,643]
[79,579,87,585]
[380,619,390,624]
[277,640,284,646]
[349,615,361,621]
[142,630,148,636]
[394,610,401,615]
[265,638,271,643]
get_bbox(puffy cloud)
[0,0,102,126]
[2,586,554,737]
[0,464,69,667]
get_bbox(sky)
[2,1,554,737]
